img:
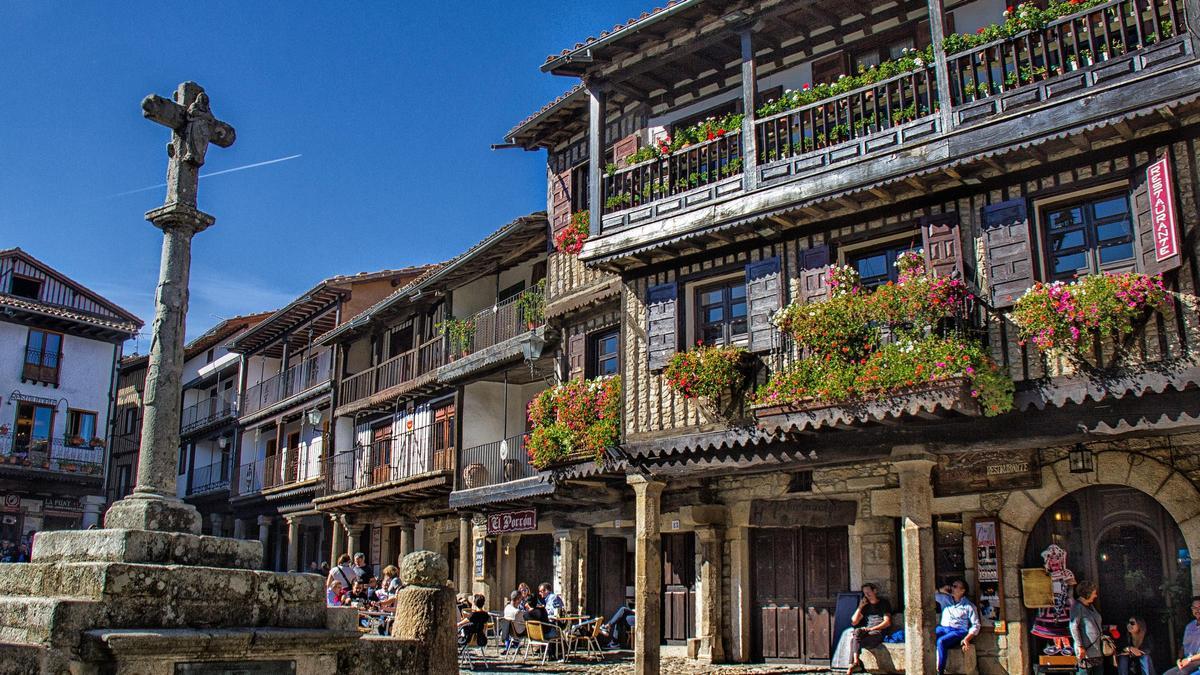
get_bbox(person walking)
[1117,615,1156,675]
[1069,581,1105,675]
[1163,597,1200,675]
[934,579,980,675]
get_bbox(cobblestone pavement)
[460,650,832,674]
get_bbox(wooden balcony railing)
[602,132,743,215]
[180,392,237,434]
[325,425,453,495]
[456,434,536,490]
[0,434,104,476]
[947,0,1185,106]
[755,66,938,165]
[242,351,332,417]
[339,335,445,408]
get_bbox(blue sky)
[0,1,650,348]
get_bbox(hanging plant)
[436,317,476,357]
[555,211,590,255]
[664,344,750,400]
[1010,272,1173,360]
[758,255,1011,415]
[526,377,620,468]
[515,279,546,329]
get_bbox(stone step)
[32,528,262,569]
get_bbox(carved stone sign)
[175,661,294,674]
[934,448,1040,497]
[486,509,537,535]
[750,499,858,528]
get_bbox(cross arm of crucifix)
[141,94,236,152]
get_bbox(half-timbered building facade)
[506,0,1200,672]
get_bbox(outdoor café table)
[357,610,391,634]
[555,616,596,658]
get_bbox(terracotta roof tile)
[505,84,585,141]
[0,293,141,334]
[544,1,686,64]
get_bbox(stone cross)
[141,81,236,207]
[104,83,234,535]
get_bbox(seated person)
[600,604,636,648]
[1118,616,1155,675]
[934,579,980,675]
[457,594,490,647]
[524,594,548,624]
[500,590,528,652]
[1164,596,1200,675]
[846,583,893,673]
[325,580,347,607]
[347,579,378,609]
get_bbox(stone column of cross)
[104,82,236,535]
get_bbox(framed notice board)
[474,537,486,581]
[973,517,1007,633]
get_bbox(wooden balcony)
[593,0,1192,249]
[180,392,237,435]
[241,351,332,418]
[21,348,60,385]
[316,421,454,510]
[337,336,444,415]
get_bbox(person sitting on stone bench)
[845,583,894,674]
[599,604,636,649]
[935,579,980,675]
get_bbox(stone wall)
[337,637,430,674]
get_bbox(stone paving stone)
[459,653,831,674]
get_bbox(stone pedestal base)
[104,495,203,535]
[34,528,262,568]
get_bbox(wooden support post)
[926,0,955,132]
[739,28,760,193]
[587,82,607,236]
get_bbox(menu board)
[974,518,1006,633]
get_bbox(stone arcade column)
[399,521,415,558]
[232,517,246,539]
[286,516,301,572]
[209,512,224,538]
[257,515,273,569]
[555,528,585,614]
[80,495,105,529]
[628,475,665,675]
[696,525,726,663]
[330,514,347,562]
[458,515,473,594]
[894,445,938,674]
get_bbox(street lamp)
[1068,443,1094,474]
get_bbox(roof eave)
[540,0,708,74]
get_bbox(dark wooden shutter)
[551,167,573,236]
[921,213,964,279]
[811,51,849,85]
[746,257,782,353]
[915,14,955,51]
[981,199,1035,308]
[798,245,831,305]
[567,332,585,380]
[646,282,678,372]
[1133,155,1184,276]
[611,134,640,165]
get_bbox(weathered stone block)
[33,529,262,569]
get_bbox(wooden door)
[516,534,555,590]
[752,527,849,663]
[589,536,628,617]
[285,431,301,482]
[661,532,696,643]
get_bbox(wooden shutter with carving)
[646,282,678,372]
[611,134,640,166]
[798,245,831,305]
[746,257,782,353]
[981,198,1035,308]
[1133,154,1184,276]
[921,213,964,279]
[567,332,586,380]
[551,167,573,236]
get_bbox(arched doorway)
[1024,485,1192,669]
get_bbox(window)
[14,402,54,453]
[1043,192,1135,281]
[114,464,133,499]
[205,349,215,364]
[66,410,97,443]
[23,329,63,384]
[569,163,589,215]
[669,98,740,137]
[178,445,187,476]
[695,277,747,346]
[122,407,137,435]
[587,328,620,378]
[934,515,967,589]
[847,238,921,288]
[9,275,41,300]
[432,403,455,471]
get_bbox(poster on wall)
[974,517,1006,633]
[473,537,486,581]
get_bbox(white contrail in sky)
[105,154,302,198]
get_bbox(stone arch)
[994,450,1200,674]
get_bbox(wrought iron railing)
[22,348,61,384]
[456,434,536,490]
[181,392,237,434]
[0,434,104,476]
[946,0,1185,106]
[233,459,265,496]
[188,458,230,495]
[339,335,445,407]
[454,286,544,358]
[325,423,454,494]
[602,132,743,215]
[242,351,332,417]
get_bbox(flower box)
[537,449,593,470]
[753,377,982,432]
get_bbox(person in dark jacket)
[1117,615,1156,675]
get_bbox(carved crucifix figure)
[141,81,236,207]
